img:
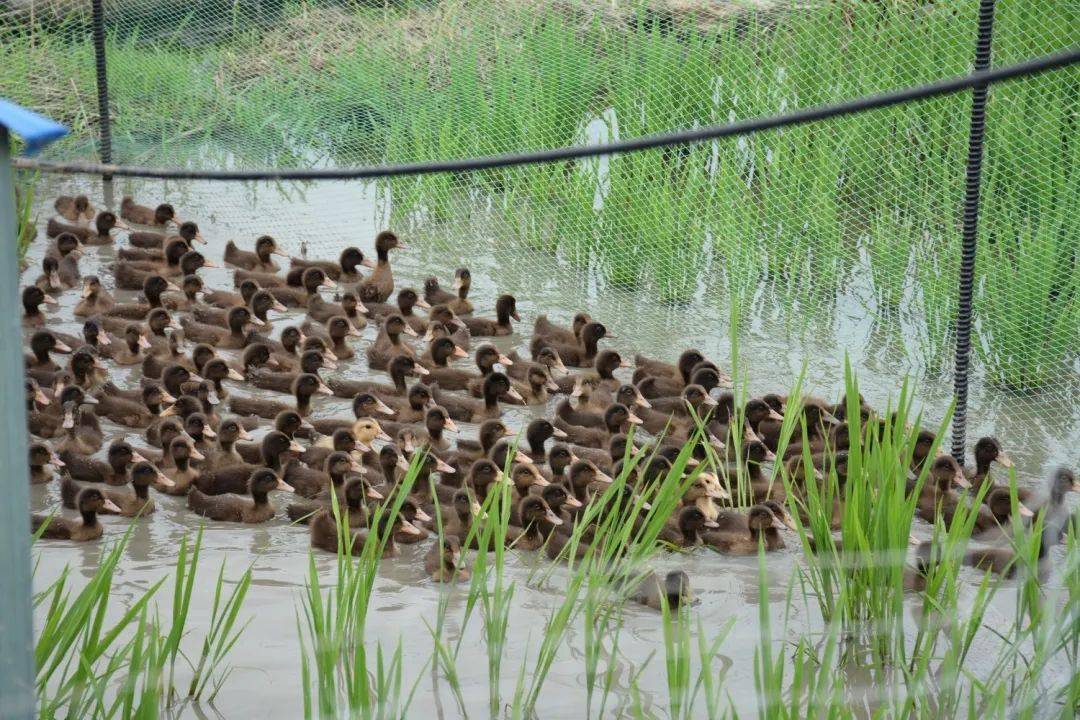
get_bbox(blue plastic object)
[0,98,69,155]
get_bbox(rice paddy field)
[5,0,1080,718]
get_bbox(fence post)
[0,126,36,720]
[951,0,997,464]
[91,0,113,190]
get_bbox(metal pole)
[0,126,37,719]
[951,0,997,464]
[91,0,114,191]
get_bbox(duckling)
[55,400,104,455]
[92,383,169,429]
[204,278,258,309]
[971,486,1035,540]
[414,406,458,453]
[1038,468,1080,544]
[234,411,309,464]
[311,508,419,558]
[58,438,142,486]
[424,343,503,393]
[29,442,65,484]
[35,256,64,294]
[54,194,94,223]
[565,459,614,503]
[195,431,303,495]
[356,231,404,303]
[128,220,203,249]
[62,461,173,517]
[425,535,469,582]
[657,506,719,548]
[301,315,361,360]
[460,294,519,337]
[22,286,58,327]
[533,313,591,345]
[120,197,178,227]
[367,314,418,369]
[29,385,95,439]
[300,426,361,470]
[309,393,396,436]
[27,346,104,393]
[914,455,974,528]
[287,476,378,527]
[204,417,253,470]
[104,275,179,321]
[260,327,305,370]
[442,488,486,543]
[31,487,120,541]
[46,229,81,277]
[523,418,569,463]
[703,505,784,554]
[284,450,362,499]
[162,273,204,311]
[269,267,337,308]
[193,289,286,330]
[418,335,469,374]
[508,347,567,384]
[224,235,287,272]
[506,496,563,551]
[630,570,694,611]
[532,321,607,368]
[962,530,1052,578]
[230,373,331,419]
[633,349,705,385]
[449,419,516,470]
[140,330,187,377]
[181,412,219,457]
[109,323,155,366]
[363,288,428,333]
[964,436,1014,492]
[327,353,427,401]
[639,362,730,399]
[291,246,374,283]
[181,306,261,349]
[25,330,72,371]
[249,350,331,395]
[756,399,839,454]
[156,437,203,493]
[47,211,127,245]
[308,291,366,329]
[141,362,197,403]
[541,481,583,524]
[25,377,51,415]
[558,403,642,450]
[188,468,291,523]
[423,311,471,351]
[431,372,520,422]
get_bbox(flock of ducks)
[23,194,1078,608]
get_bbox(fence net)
[2,0,1078,477]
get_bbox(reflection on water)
[19,171,1078,718]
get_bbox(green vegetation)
[2,0,1076,389]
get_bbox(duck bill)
[506,387,525,403]
[443,417,460,433]
[634,392,652,409]
[565,496,583,508]
[415,298,432,310]
[626,412,644,425]
[768,409,784,421]
[132,451,149,463]
[1017,503,1034,518]
[514,450,533,465]
[61,412,76,428]
[53,339,72,353]
[201,259,221,269]
[317,382,333,396]
[402,324,419,338]
[452,277,464,290]
[207,391,220,406]
[194,232,206,244]
[412,365,430,376]
[156,471,176,489]
[272,249,289,258]
[272,301,288,313]
[764,449,778,462]
[188,446,206,461]
[49,455,66,468]
[238,427,254,441]
[354,300,369,314]
[361,257,376,269]
[552,427,568,439]
[995,453,1014,468]
[43,294,59,306]
[497,354,514,366]
[160,404,178,417]
[248,316,266,327]
[348,326,362,337]
[545,510,564,526]
[414,507,432,523]
[323,348,339,362]
[953,471,971,489]
[202,426,217,438]
[35,389,51,405]
[702,395,719,408]
[321,278,338,290]
[435,458,456,474]
[400,519,422,536]
[227,368,245,381]
[396,455,411,471]
[277,479,295,492]
[570,383,583,398]
[366,486,384,500]
[452,345,468,358]
[703,518,720,529]
[288,440,305,454]
[97,334,112,346]
[102,499,123,514]
[137,334,152,349]
[166,281,182,293]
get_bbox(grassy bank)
[1,0,1077,389]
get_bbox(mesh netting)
[2,0,1078,475]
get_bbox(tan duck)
[54,194,95,223]
[204,417,254,470]
[120,197,178,226]
[425,535,469,582]
[188,468,291,523]
[507,496,563,551]
[290,246,373,283]
[31,487,120,541]
[356,231,404,303]
[29,442,65,485]
[461,294,519,337]
[230,373,331,419]
[224,235,287,272]
[35,256,64,294]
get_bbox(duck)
[230,373,331,419]
[196,357,244,401]
[418,336,469,374]
[22,285,58,327]
[962,530,1052,578]
[61,461,173,517]
[25,330,72,371]
[108,323,155,366]
[298,424,365,470]
[964,436,1014,492]
[54,194,95,223]
[195,431,303,495]
[127,220,203,249]
[224,235,287,272]
[120,197,178,227]
[363,288,428,333]
[639,362,729,399]
[284,450,363,499]
[180,306,261,349]
[971,486,1035,540]
[460,294,519,337]
[267,267,336,309]
[308,291,366,329]
[531,321,607,368]
[193,289,286,330]
[327,353,427,401]
[51,234,83,288]
[506,496,563,551]
[657,505,719,548]
[448,419,516,470]
[533,313,592,345]
[162,273,204,311]
[235,412,310,464]
[34,256,64,294]
[55,400,104,455]
[188,468,291,523]
[523,417,569,463]
[564,459,614,503]
[422,312,471,351]
[430,372,520,422]
[632,349,705,385]
[71,276,113,318]
[140,330,188,377]
[31,487,120,541]
[249,350,332,394]
[508,346,567,384]
[367,314,418,369]
[92,383,170,428]
[140,363,197,404]
[287,476,379,527]
[117,248,212,291]
[29,385,96,439]
[204,417,254,470]
[441,487,486,543]
[47,211,127,245]
[29,442,65,484]
[58,438,142,486]
[914,455,974,528]
[703,504,785,554]
[301,315,361,360]
[424,343,504,392]
[414,406,458,453]
[629,571,694,611]
[557,403,642,450]
[756,399,839,454]
[310,508,420,558]
[309,392,396,436]
[205,278,258,309]
[290,246,374,283]
[425,535,469,582]
[104,275,180,320]
[113,239,188,288]
[1038,468,1080,544]
[356,231,404,303]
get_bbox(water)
[20,171,1078,717]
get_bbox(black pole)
[90,0,113,184]
[951,0,997,464]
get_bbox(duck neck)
[457,284,468,301]
[582,334,599,359]
[295,391,312,415]
[527,429,549,457]
[376,245,390,264]
[34,347,50,363]
[391,368,408,394]
[496,305,511,327]
[134,483,149,500]
[30,465,47,482]
[975,454,992,478]
[329,471,345,488]
[175,455,190,472]
[218,438,234,455]
[483,385,500,411]
[146,400,162,415]
[81,509,99,527]
[251,489,269,506]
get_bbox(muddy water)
[21,172,1078,718]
